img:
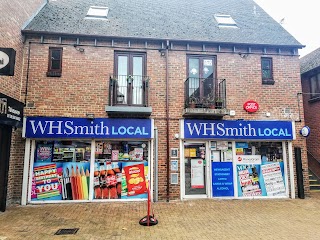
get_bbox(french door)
[115,52,146,105]
[187,55,216,99]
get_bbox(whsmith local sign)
[182,119,295,140]
[24,117,153,139]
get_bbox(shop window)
[47,47,62,77]
[93,141,149,200]
[261,57,274,85]
[31,140,149,202]
[235,142,286,198]
[32,140,91,201]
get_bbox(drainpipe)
[154,127,158,202]
[296,92,302,122]
[24,42,32,106]
[165,40,170,202]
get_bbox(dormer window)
[214,14,238,28]
[86,6,109,19]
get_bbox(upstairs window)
[310,73,320,100]
[47,47,62,77]
[214,14,238,28]
[86,6,109,19]
[114,52,146,105]
[261,57,274,85]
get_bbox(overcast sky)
[254,0,319,58]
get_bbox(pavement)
[1,194,320,240]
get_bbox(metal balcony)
[105,75,152,117]
[183,78,229,117]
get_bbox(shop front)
[22,117,154,204]
[0,93,24,211]
[180,119,295,199]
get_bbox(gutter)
[24,42,32,106]
[21,30,305,49]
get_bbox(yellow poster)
[184,148,190,157]
[236,148,244,155]
[189,148,197,157]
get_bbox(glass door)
[115,52,146,105]
[183,142,208,197]
[187,56,216,101]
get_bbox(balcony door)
[115,52,146,105]
[187,56,216,100]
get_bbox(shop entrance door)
[183,142,208,198]
[0,125,12,212]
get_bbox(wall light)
[238,52,248,59]
[74,44,85,53]
[86,113,95,121]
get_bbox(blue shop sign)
[24,117,153,139]
[183,120,294,140]
[212,162,234,197]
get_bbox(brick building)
[300,47,320,188]
[0,0,45,211]
[15,0,308,204]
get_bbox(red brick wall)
[0,0,45,204]
[302,74,320,160]
[20,36,308,201]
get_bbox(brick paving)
[1,194,320,240]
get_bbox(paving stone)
[1,195,320,239]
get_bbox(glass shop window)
[93,141,149,200]
[32,140,91,201]
[235,142,286,198]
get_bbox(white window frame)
[86,6,109,19]
[214,14,238,28]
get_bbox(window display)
[94,141,149,200]
[31,140,149,201]
[32,141,91,201]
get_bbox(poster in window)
[217,141,228,150]
[123,163,147,196]
[32,162,90,201]
[36,142,53,162]
[261,162,286,196]
[191,159,204,188]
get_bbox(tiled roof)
[300,47,320,75]
[23,0,302,47]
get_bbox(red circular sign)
[243,100,259,113]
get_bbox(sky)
[254,0,319,58]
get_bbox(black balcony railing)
[184,78,226,109]
[109,75,149,106]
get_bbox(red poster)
[123,164,147,196]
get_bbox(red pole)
[147,184,150,226]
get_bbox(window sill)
[308,96,320,103]
[47,71,61,77]
[262,79,275,85]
